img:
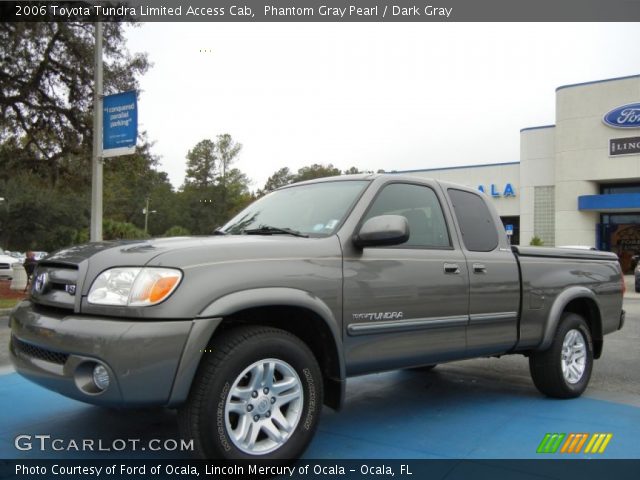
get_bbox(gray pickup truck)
[10,174,625,460]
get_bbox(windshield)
[221,180,369,236]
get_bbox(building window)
[600,184,640,195]
[534,186,555,246]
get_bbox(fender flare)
[538,286,600,351]
[169,288,345,407]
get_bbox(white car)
[0,253,20,280]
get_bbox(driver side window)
[363,183,451,248]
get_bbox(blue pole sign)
[505,224,514,236]
[102,91,137,157]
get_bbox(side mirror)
[353,215,410,248]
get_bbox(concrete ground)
[0,283,638,461]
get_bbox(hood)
[44,235,338,298]
[46,235,327,269]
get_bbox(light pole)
[90,22,104,242]
[143,197,157,234]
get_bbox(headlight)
[87,267,182,306]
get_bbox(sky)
[125,22,640,192]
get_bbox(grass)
[0,298,22,309]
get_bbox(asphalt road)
[0,296,638,404]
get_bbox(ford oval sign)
[603,103,640,129]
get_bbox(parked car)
[7,251,26,264]
[635,263,640,293]
[0,253,20,280]
[10,174,625,460]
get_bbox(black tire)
[178,325,323,460]
[529,313,593,399]
[635,284,640,293]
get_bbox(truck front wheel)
[178,326,323,460]
[529,313,594,398]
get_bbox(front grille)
[11,335,69,365]
[31,263,79,310]
[0,263,10,269]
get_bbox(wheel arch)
[170,288,345,410]
[539,287,603,358]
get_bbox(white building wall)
[554,76,640,246]
[520,126,555,245]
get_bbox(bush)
[103,219,148,240]
[163,225,191,237]
[530,236,544,246]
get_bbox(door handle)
[473,263,487,274]
[444,263,460,274]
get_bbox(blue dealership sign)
[603,103,640,129]
[103,91,137,157]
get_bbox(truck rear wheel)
[529,313,593,398]
[178,325,323,460]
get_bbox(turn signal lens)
[151,276,180,303]
[129,269,182,306]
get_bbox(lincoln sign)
[610,136,640,156]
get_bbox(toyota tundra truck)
[9,174,625,460]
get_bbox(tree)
[180,135,250,234]
[184,139,216,188]
[294,163,341,182]
[215,134,242,214]
[343,166,362,175]
[0,21,155,252]
[0,22,149,185]
[261,167,294,194]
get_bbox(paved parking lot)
[0,291,638,460]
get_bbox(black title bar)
[2,459,640,480]
[2,0,640,22]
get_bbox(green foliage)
[0,171,89,252]
[185,139,217,188]
[294,163,341,183]
[163,225,191,237]
[0,22,149,183]
[259,167,294,195]
[178,135,251,235]
[102,219,148,240]
[0,21,155,252]
[530,236,544,246]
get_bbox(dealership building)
[400,74,640,272]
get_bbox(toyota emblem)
[33,272,49,294]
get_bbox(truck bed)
[512,245,623,353]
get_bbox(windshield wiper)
[212,229,227,235]
[243,225,309,238]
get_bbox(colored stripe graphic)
[584,433,613,454]
[538,433,612,454]
[537,433,565,453]
[560,433,588,453]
